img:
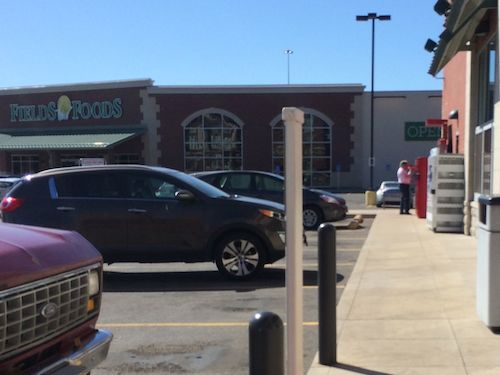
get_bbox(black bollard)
[318,222,337,365]
[249,311,284,375]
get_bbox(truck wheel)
[303,206,322,230]
[215,232,266,280]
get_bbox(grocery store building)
[0,79,441,190]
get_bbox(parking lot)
[93,212,374,374]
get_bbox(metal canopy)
[0,132,141,150]
[428,0,496,76]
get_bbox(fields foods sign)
[9,95,123,122]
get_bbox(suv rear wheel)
[215,232,266,280]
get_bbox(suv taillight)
[0,196,24,213]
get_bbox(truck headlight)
[88,269,100,296]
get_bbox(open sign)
[405,122,441,141]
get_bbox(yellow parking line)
[303,285,345,289]
[97,322,320,328]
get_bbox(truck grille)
[0,266,98,362]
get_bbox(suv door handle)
[56,206,75,211]
[128,208,147,213]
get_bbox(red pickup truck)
[0,223,112,374]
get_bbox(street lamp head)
[356,13,391,21]
[284,49,294,55]
[424,39,438,52]
[434,0,451,15]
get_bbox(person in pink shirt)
[397,160,413,214]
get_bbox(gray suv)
[0,165,286,280]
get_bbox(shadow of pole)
[332,363,392,375]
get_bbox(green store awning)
[0,132,141,150]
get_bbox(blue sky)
[1,1,444,91]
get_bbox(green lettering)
[10,104,19,122]
[71,100,82,120]
[37,105,48,121]
[47,102,57,121]
[91,102,101,118]
[112,98,122,118]
[80,103,91,119]
[101,101,113,119]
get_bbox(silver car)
[376,181,402,207]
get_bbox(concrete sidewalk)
[307,209,500,375]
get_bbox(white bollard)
[282,107,304,375]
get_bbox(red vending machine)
[414,156,428,218]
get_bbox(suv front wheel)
[215,232,266,280]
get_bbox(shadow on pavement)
[103,268,344,293]
[333,363,391,375]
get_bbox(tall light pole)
[284,49,293,84]
[356,13,390,190]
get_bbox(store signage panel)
[9,95,123,122]
[405,121,441,141]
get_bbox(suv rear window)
[55,172,126,198]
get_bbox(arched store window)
[183,109,243,172]
[271,109,332,187]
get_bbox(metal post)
[318,223,337,365]
[282,107,304,375]
[284,49,293,84]
[370,17,375,191]
[249,311,284,375]
[356,13,390,190]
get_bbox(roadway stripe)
[270,262,355,268]
[97,322,320,328]
[303,285,345,289]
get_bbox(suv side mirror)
[175,189,195,201]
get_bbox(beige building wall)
[140,89,161,165]
[357,91,442,189]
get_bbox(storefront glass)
[272,112,332,187]
[184,112,242,172]
[11,155,39,176]
[474,34,496,195]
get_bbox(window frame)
[11,154,40,176]
[271,109,333,187]
[474,32,497,196]
[183,109,244,173]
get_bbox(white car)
[0,177,20,198]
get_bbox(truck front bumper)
[36,329,113,375]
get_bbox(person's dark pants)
[399,183,410,214]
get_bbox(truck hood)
[0,223,102,291]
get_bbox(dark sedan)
[192,170,348,230]
[0,165,286,280]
